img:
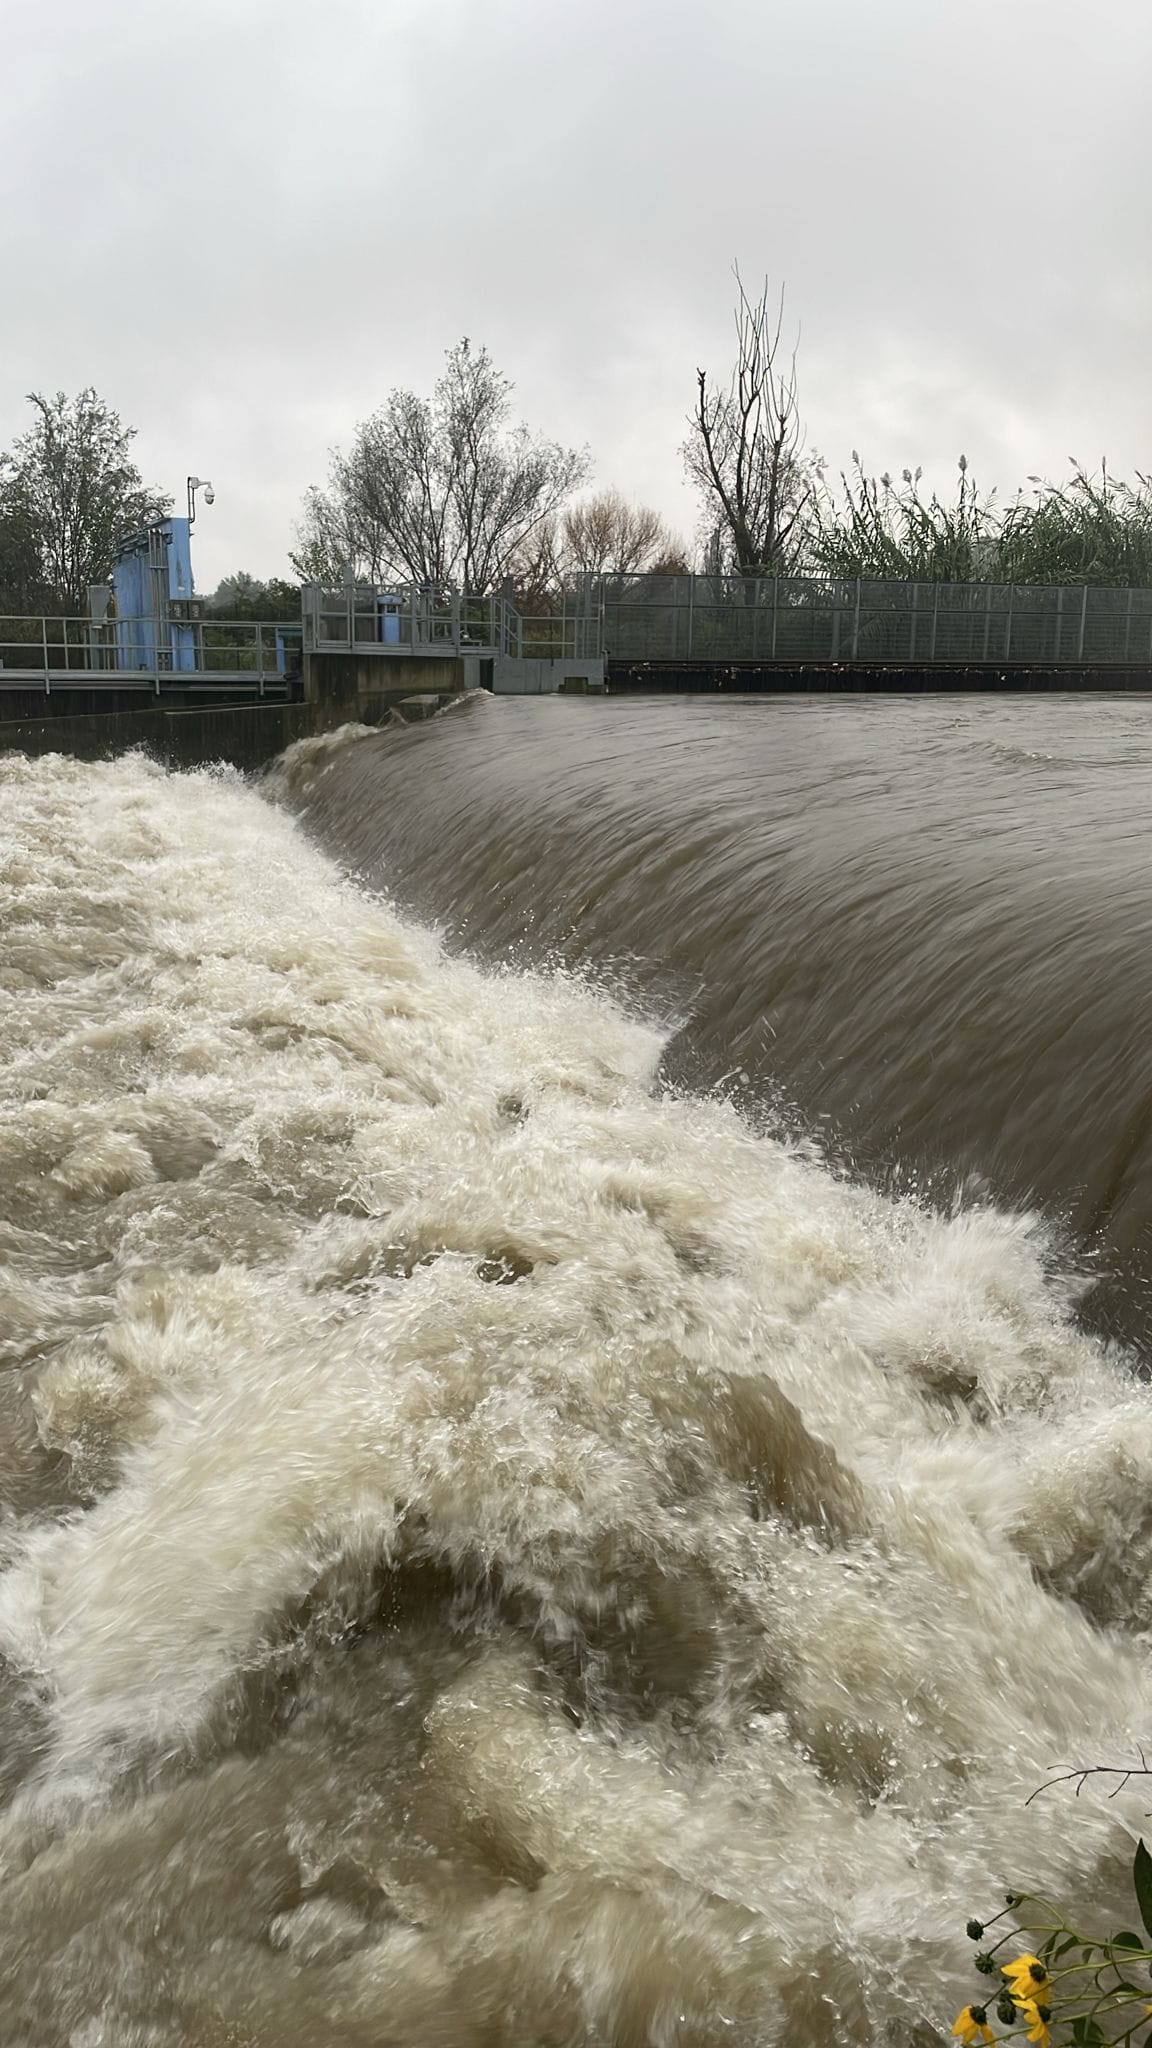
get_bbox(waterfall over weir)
[1,703,1151,2046]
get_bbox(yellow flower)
[1001,1953,1051,2002]
[1016,1999,1051,2047]
[952,2007,994,2046]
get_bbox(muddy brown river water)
[2,699,1152,2045]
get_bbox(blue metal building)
[112,517,198,673]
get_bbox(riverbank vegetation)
[686,270,1152,593]
[297,309,1152,606]
[807,456,1152,589]
[2,320,1150,618]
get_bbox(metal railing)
[303,586,504,654]
[0,615,302,693]
[596,574,1152,668]
[302,583,603,664]
[305,574,1152,671]
[511,606,605,662]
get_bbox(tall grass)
[808,459,1152,586]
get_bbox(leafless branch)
[1024,1752,1152,1810]
[684,266,811,577]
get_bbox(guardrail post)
[41,615,50,695]
[851,577,862,661]
[687,575,694,658]
[1077,583,1089,662]
[1004,586,1014,660]
[771,576,779,658]
[929,586,939,661]
[257,624,265,698]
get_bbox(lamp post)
[187,476,215,526]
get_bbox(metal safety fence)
[596,574,1152,668]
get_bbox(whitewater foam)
[0,742,1148,2045]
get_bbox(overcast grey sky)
[2,0,1148,587]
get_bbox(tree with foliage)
[0,390,169,613]
[685,269,811,576]
[0,482,49,613]
[207,571,300,620]
[292,339,590,593]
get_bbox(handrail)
[0,615,301,694]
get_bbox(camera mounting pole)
[187,476,215,526]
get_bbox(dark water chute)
[292,693,1152,1342]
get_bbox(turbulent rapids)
[294,692,1152,1348]
[2,722,1152,2046]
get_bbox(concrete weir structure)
[3,566,1151,769]
[303,582,606,702]
[0,647,466,772]
[0,578,607,767]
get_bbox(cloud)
[3,0,1147,584]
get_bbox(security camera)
[203,485,215,506]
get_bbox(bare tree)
[684,270,810,576]
[1,390,169,613]
[561,491,683,576]
[511,490,687,608]
[509,514,565,613]
[292,340,589,591]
